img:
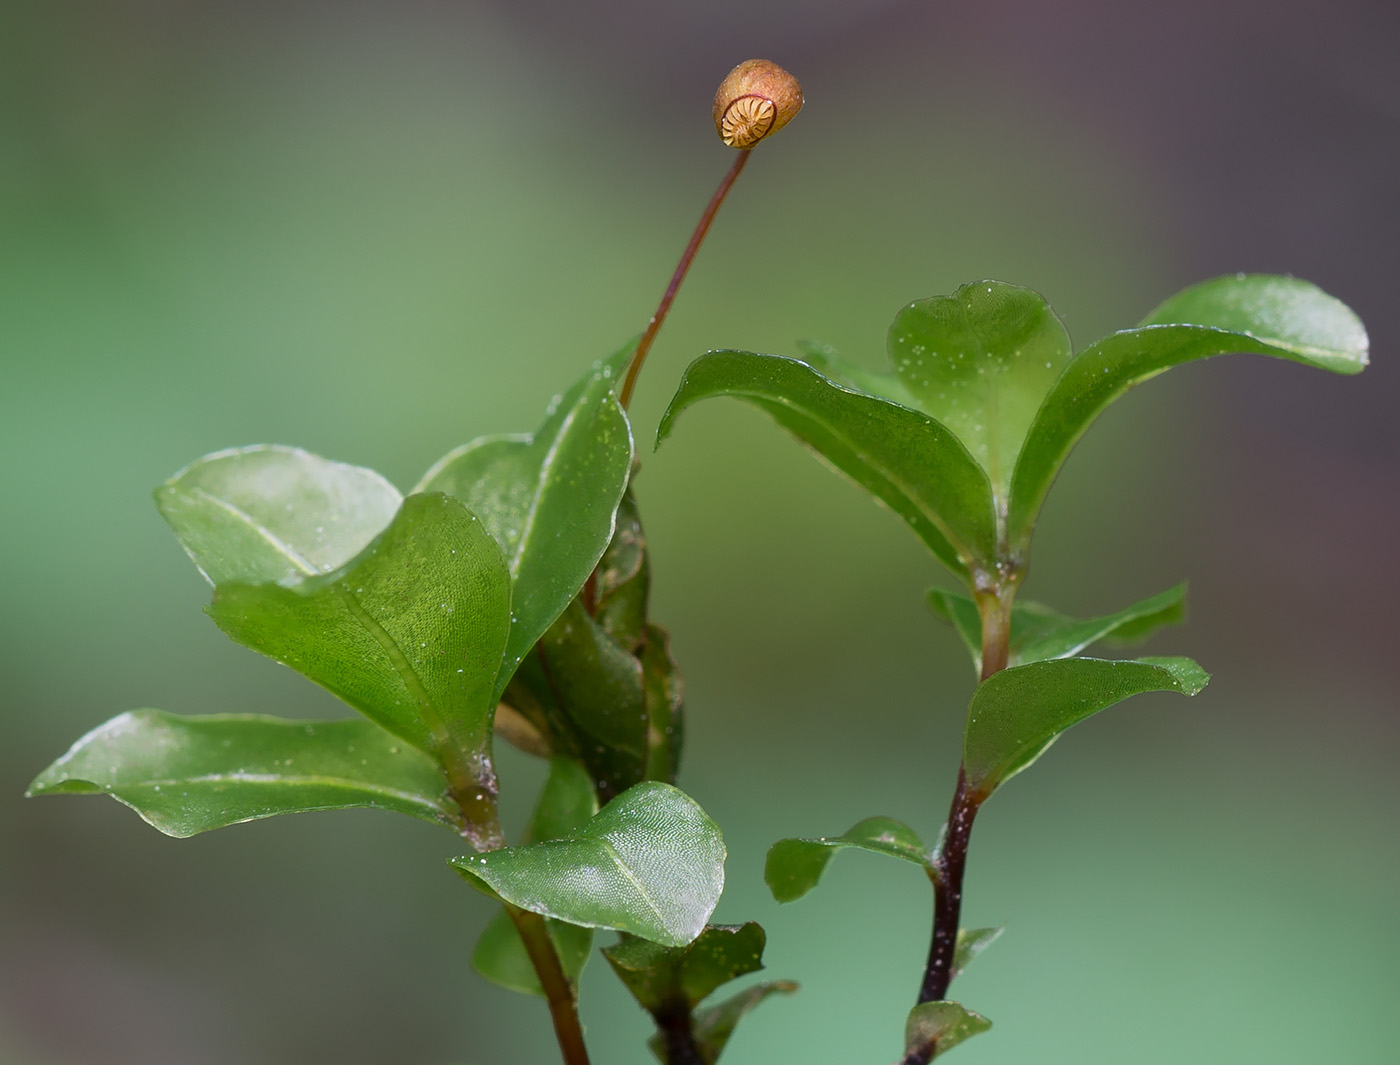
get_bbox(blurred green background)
[3,1,1396,1062]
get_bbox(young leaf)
[27,710,458,837]
[658,350,997,581]
[603,922,767,1013]
[1007,275,1368,551]
[416,343,635,699]
[155,445,402,586]
[471,908,595,997]
[903,1000,992,1061]
[888,282,1072,511]
[765,816,934,904]
[451,781,725,948]
[208,493,512,846]
[473,757,599,996]
[928,583,1186,672]
[646,981,799,1065]
[795,340,919,409]
[951,927,1003,981]
[963,656,1210,799]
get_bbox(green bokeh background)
[3,2,1396,1062]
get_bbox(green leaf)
[471,908,594,997]
[963,657,1210,799]
[903,1001,992,1061]
[1007,275,1368,551]
[928,583,1187,672]
[658,350,997,580]
[416,343,635,699]
[796,340,919,409]
[603,922,767,1013]
[593,488,650,652]
[208,493,511,845]
[451,781,725,948]
[472,757,600,996]
[765,816,934,904]
[27,710,457,837]
[888,282,1072,510]
[533,597,649,800]
[641,622,685,785]
[647,981,798,1065]
[951,927,1003,981]
[155,445,402,586]
[527,755,601,842]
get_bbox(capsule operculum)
[720,94,777,148]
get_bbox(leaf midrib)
[90,772,449,811]
[186,486,319,576]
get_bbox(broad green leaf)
[416,344,635,699]
[603,922,767,1013]
[155,445,402,586]
[451,781,725,948]
[903,1001,992,1061]
[647,981,798,1065]
[963,657,1210,799]
[473,757,599,996]
[658,351,997,580]
[1142,274,1369,370]
[209,494,511,824]
[928,583,1186,672]
[888,282,1071,511]
[765,816,933,904]
[27,710,457,837]
[1007,275,1368,550]
[471,908,594,997]
[951,927,1003,980]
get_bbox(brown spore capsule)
[713,59,803,149]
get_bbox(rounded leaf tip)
[713,59,803,148]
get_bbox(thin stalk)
[902,588,1012,1065]
[505,905,592,1065]
[618,149,752,410]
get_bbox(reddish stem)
[618,149,752,410]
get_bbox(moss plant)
[28,59,1368,1065]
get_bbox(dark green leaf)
[765,816,933,904]
[603,922,767,1013]
[593,489,650,652]
[648,982,799,1065]
[155,445,402,586]
[641,623,684,785]
[888,282,1071,510]
[27,710,457,837]
[658,350,997,580]
[951,927,1003,980]
[963,657,1210,799]
[1007,275,1368,550]
[416,344,635,699]
[451,781,725,948]
[208,493,511,846]
[472,757,599,995]
[534,597,648,799]
[928,583,1186,672]
[903,1001,991,1061]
